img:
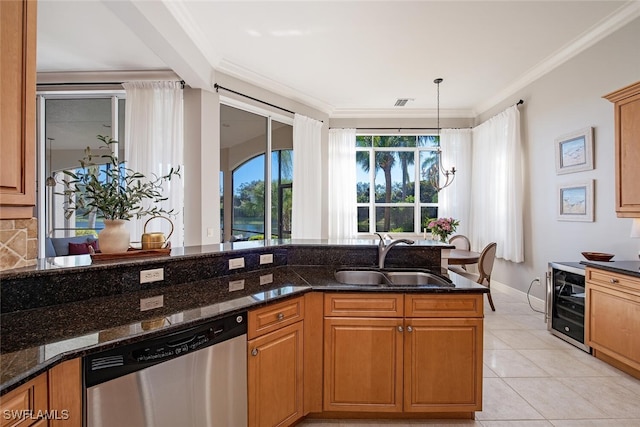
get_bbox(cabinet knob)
[398,326,403,332]
[251,348,259,356]
[407,326,413,333]
[277,312,285,321]
[610,278,619,284]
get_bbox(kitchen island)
[0,239,488,425]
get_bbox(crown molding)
[36,70,179,84]
[216,59,336,115]
[329,108,475,119]
[475,0,640,115]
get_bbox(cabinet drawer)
[324,293,403,317]
[405,294,483,318]
[0,373,48,427]
[248,296,304,339]
[586,268,640,295]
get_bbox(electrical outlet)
[140,268,164,284]
[535,276,541,285]
[140,295,164,311]
[260,253,273,264]
[228,279,245,292]
[207,228,214,237]
[229,257,245,269]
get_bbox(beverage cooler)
[546,262,591,353]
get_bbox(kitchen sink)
[334,269,453,287]
[334,269,389,285]
[384,271,454,287]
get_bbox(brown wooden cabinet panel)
[0,372,48,427]
[405,294,483,318]
[248,321,304,427]
[404,318,483,412]
[323,317,404,412]
[324,293,403,317]
[248,296,304,339]
[0,0,37,219]
[586,269,640,376]
[603,81,640,217]
[48,359,81,427]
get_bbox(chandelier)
[430,78,456,192]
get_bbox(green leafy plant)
[60,135,181,220]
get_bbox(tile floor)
[298,285,640,427]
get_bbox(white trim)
[331,107,474,119]
[37,70,179,84]
[476,1,640,115]
[220,95,294,126]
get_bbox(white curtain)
[469,105,523,262]
[123,81,184,248]
[328,128,357,239]
[439,129,472,236]
[292,113,323,239]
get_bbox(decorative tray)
[90,244,171,261]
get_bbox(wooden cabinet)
[323,293,483,415]
[585,267,640,378]
[0,0,37,219]
[0,373,47,427]
[603,81,640,217]
[248,297,304,427]
[0,358,82,427]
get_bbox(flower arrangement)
[427,217,460,243]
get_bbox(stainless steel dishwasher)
[85,312,247,427]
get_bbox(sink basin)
[334,270,389,285]
[334,269,453,287]
[385,271,453,287]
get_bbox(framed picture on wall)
[555,127,594,174]
[558,180,594,222]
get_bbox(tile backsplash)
[0,218,38,271]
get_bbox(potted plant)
[60,135,181,253]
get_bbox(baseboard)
[491,280,546,313]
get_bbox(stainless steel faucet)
[375,233,415,269]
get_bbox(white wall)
[477,17,640,298]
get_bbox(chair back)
[478,242,497,284]
[449,235,471,251]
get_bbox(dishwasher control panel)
[85,312,247,388]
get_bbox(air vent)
[394,98,413,107]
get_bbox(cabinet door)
[404,318,483,412]
[0,372,48,427]
[323,317,403,412]
[0,0,37,219]
[604,81,640,217]
[586,284,640,372]
[248,321,304,427]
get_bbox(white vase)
[99,219,130,253]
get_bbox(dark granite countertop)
[580,260,640,278]
[0,264,484,395]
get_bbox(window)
[355,135,441,234]
[39,94,126,245]
[231,149,292,240]
[220,104,293,242]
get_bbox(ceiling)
[36,0,640,118]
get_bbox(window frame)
[355,133,440,236]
